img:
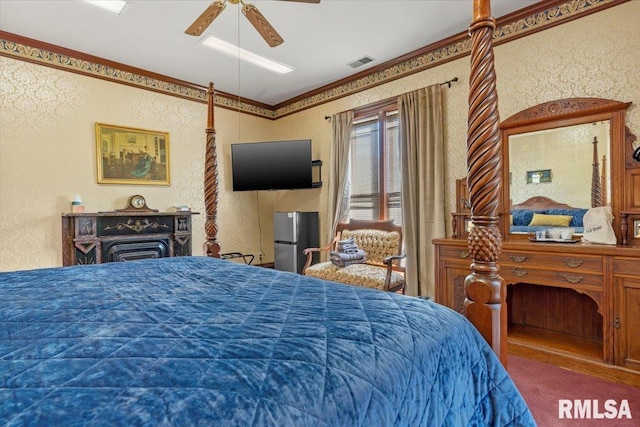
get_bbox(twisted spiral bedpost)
[464,0,507,365]
[204,82,221,258]
[591,136,604,207]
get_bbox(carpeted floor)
[507,355,640,426]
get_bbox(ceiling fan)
[185,0,320,47]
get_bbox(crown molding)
[0,0,628,120]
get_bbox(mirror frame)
[500,98,632,242]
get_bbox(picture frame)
[634,219,640,238]
[526,169,552,184]
[96,123,170,185]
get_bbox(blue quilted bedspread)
[1,257,535,426]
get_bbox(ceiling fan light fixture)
[200,36,294,74]
[82,0,128,15]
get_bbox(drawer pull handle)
[456,250,470,259]
[561,274,583,284]
[562,259,583,268]
[510,255,527,263]
[512,268,528,277]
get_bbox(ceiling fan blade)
[242,3,284,47]
[185,1,227,36]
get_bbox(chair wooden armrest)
[301,235,339,274]
[383,253,406,293]
[383,253,406,266]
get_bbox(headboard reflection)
[510,196,588,235]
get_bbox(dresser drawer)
[438,245,473,261]
[501,265,603,290]
[501,251,603,274]
[613,257,639,275]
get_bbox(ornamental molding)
[0,0,623,120]
[502,98,629,127]
[103,219,170,234]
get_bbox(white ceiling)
[0,0,538,106]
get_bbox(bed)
[510,196,588,234]
[1,257,533,425]
[1,0,536,425]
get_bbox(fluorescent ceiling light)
[83,1,128,15]
[200,36,294,75]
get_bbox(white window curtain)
[327,111,354,243]
[398,84,446,297]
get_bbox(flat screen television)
[231,139,313,191]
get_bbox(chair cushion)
[305,262,405,291]
[340,229,401,265]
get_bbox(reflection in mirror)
[508,120,610,234]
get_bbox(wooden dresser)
[433,238,640,383]
[435,98,640,385]
[62,211,198,266]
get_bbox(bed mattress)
[1,257,534,426]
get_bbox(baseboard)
[508,338,640,388]
[255,262,274,269]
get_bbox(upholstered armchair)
[302,219,406,293]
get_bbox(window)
[349,102,401,224]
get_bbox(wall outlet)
[259,254,263,262]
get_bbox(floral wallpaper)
[1,1,638,271]
[509,122,611,207]
[0,59,273,271]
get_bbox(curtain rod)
[325,77,458,120]
[440,77,459,88]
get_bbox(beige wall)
[269,1,640,248]
[510,122,610,207]
[0,60,274,270]
[1,2,639,271]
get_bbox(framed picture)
[634,219,640,238]
[96,123,170,185]
[526,169,552,184]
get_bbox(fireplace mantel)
[62,211,198,266]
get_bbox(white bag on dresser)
[581,206,617,245]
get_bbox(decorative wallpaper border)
[0,39,207,101]
[0,0,624,120]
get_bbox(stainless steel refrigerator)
[274,211,319,273]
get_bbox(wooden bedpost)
[204,82,221,258]
[592,136,604,207]
[465,0,507,365]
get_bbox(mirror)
[500,98,632,241]
[508,120,611,234]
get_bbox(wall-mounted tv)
[231,139,313,191]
